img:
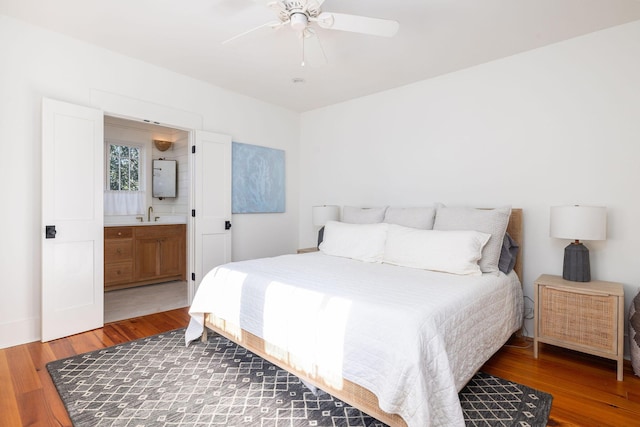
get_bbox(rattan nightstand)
[533,274,624,381]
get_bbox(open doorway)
[103,116,189,322]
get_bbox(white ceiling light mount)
[290,12,309,33]
[224,0,399,67]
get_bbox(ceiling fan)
[223,0,400,67]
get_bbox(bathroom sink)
[104,215,187,227]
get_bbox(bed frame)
[202,208,523,427]
[506,208,523,280]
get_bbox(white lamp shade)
[550,205,607,241]
[312,205,340,226]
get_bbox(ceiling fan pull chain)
[301,35,306,67]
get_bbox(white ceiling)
[2,0,640,112]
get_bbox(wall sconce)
[550,205,607,282]
[312,205,340,247]
[153,139,172,152]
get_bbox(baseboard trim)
[0,316,40,349]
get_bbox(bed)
[186,206,523,427]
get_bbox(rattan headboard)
[506,208,523,281]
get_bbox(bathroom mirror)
[152,159,177,198]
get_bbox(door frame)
[42,92,232,341]
[90,91,209,305]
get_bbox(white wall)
[0,15,300,348]
[299,20,640,342]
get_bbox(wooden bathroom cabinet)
[104,224,186,291]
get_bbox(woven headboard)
[506,208,523,281]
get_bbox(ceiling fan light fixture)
[290,12,308,32]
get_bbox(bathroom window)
[108,143,142,191]
[104,142,145,216]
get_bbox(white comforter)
[186,252,523,427]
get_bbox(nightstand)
[297,247,319,254]
[534,274,624,381]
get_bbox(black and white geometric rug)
[460,372,552,427]
[47,329,552,427]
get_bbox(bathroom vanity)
[104,223,186,291]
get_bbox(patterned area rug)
[47,329,552,427]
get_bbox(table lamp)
[312,205,340,247]
[550,205,607,282]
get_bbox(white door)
[42,98,104,342]
[192,130,232,299]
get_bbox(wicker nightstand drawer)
[534,274,624,381]
[539,285,617,353]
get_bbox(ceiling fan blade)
[315,12,399,37]
[222,20,284,44]
[300,28,327,67]
[266,0,286,14]
[304,0,326,15]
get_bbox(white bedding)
[186,252,523,427]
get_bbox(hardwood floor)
[1,308,639,426]
[0,308,191,427]
[482,335,640,426]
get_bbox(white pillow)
[383,207,436,229]
[342,206,388,224]
[433,205,511,274]
[319,221,389,263]
[383,225,491,275]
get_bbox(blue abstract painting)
[232,142,285,213]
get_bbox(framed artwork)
[232,142,285,213]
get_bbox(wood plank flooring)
[1,308,640,426]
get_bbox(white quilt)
[186,252,523,427]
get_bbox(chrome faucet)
[147,206,153,222]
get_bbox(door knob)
[45,225,57,239]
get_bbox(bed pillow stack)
[318,205,513,276]
[433,205,511,274]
